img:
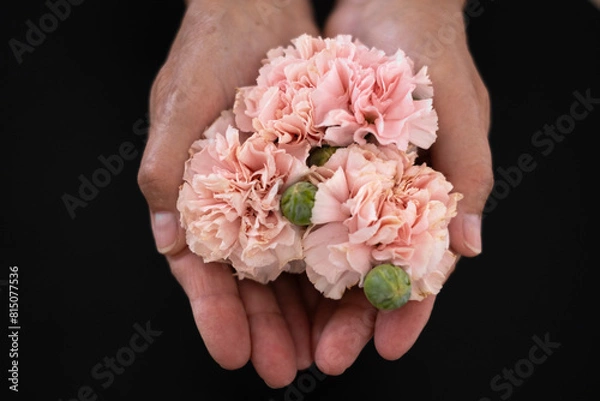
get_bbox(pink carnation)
[177,34,460,305]
[176,114,309,283]
[304,144,461,300]
[234,34,438,153]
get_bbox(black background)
[1,0,596,400]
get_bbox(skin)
[137,0,494,389]
[322,0,493,363]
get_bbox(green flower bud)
[363,264,411,310]
[307,145,339,167]
[281,181,318,226]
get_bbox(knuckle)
[479,86,491,113]
[149,65,175,118]
[455,156,494,206]
[137,154,174,205]
[138,67,180,203]
[475,80,492,124]
[473,163,495,200]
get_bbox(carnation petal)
[411,249,457,300]
[311,168,350,224]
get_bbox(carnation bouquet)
[176,34,462,310]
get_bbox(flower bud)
[363,264,411,310]
[281,181,318,226]
[307,145,339,166]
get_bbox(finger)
[138,62,231,256]
[137,3,250,256]
[310,297,337,356]
[299,270,322,320]
[430,60,494,257]
[168,251,251,369]
[313,289,377,376]
[238,279,297,388]
[373,295,436,360]
[272,273,314,370]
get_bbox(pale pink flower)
[176,122,309,283]
[313,54,438,151]
[178,34,459,303]
[370,162,462,300]
[304,143,461,300]
[235,86,321,154]
[304,222,372,300]
[234,33,438,154]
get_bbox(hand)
[137,0,319,387]
[309,0,493,368]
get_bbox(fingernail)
[463,213,482,254]
[151,212,178,254]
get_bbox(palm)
[141,0,490,390]
[139,0,321,388]
[315,0,491,368]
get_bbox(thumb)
[136,3,242,256]
[137,63,230,256]
[430,68,494,257]
[137,81,196,256]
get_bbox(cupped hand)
[138,0,494,387]
[137,0,319,388]
[309,0,494,372]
